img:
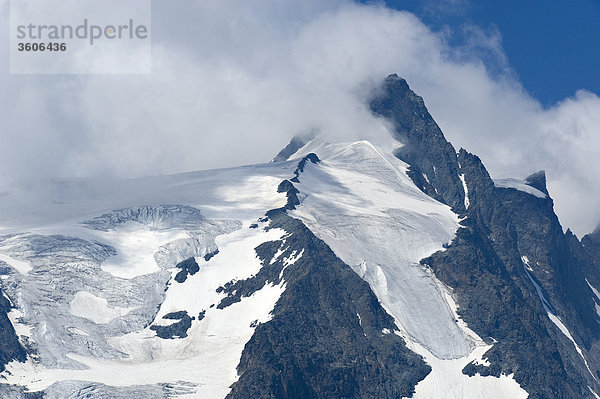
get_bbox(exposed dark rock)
[217,294,241,309]
[216,280,234,294]
[370,74,466,213]
[525,170,550,196]
[174,257,200,283]
[204,249,219,261]
[0,288,27,372]
[579,227,600,288]
[291,153,320,183]
[370,75,600,398]
[198,310,206,321]
[272,132,317,163]
[162,311,189,320]
[295,153,320,174]
[278,179,301,210]
[226,165,429,399]
[150,311,192,339]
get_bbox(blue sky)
[373,0,600,106]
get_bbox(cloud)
[0,0,598,235]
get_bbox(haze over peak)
[1,1,599,235]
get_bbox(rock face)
[228,214,430,399]
[578,228,600,287]
[272,132,317,163]
[0,288,26,372]
[226,157,430,398]
[150,310,194,339]
[371,74,600,398]
[370,74,466,212]
[174,257,200,283]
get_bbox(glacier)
[0,136,529,397]
[286,137,527,398]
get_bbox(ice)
[0,252,32,274]
[67,327,90,336]
[0,135,531,398]
[0,159,290,397]
[494,178,547,198]
[459,174,470,209]
[96,224,190,279]
[69,292,137,324]
[0,163,292,234]
[0,162,290,397]
[406,342,528,399]
[0,225,288,398]
[291,140,469,358]
[289,138,527,397]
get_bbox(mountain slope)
[227,184,430,398]
[369,74,600,398]
[0,75,598,398]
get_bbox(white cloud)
[0,0,598,235]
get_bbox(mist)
[1,0,598,236]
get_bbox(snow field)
[289,138,528,398]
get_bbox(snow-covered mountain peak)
[1,75,600,398]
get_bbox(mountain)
[0,75,599,398]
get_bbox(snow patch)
[587,279,600,302]
[98,224,189,279]
[522,256,533,272]
[0,252,32,274]
[494,178,547,198]
[7,308,33,340]
[585,280,600,318]
[291,140,469,359]
[270,244,286,265]
[406,342,527,399]
[279,248,304,279]
[546,312,593,377]
[459,174,470,209]
[283,249,303,267]
[290,139,527,397]
[69,291,136,324]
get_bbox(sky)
[0,0,599,236]
[377,0,600,106]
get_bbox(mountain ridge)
[0,75,598,398]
